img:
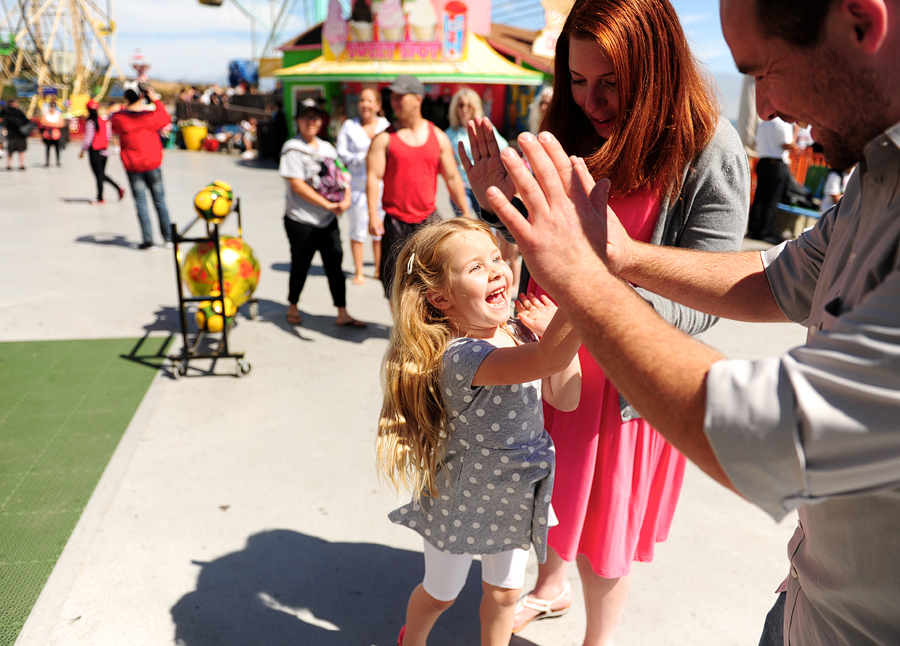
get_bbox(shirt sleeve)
[279,145,314,181]
[822,171,842,198]
[81,120,95,152]
[336,121,367,173]
[705,264,900,521]
[634,120,751,336]
[443,338,495,391]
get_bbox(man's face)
[390,92,420,121]
[720,0,888,168]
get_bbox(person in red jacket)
[111,83,173,250]
[79,100,125,205]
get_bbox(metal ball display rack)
[168,197,258,378]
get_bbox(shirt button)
[810,325,818,335]
[849,252,857,262]
[791,566,799,578]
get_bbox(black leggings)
[44,139,60,165]
[88,150,121,201]
[283,215,346,308]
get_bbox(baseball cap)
[297,97,326,117]
[86,99,99,110]
[387,75,424,96]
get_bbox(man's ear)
[840,0,887,54]
[426,289,452,311]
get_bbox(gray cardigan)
[481,119,750,420]
[618,118,750,420]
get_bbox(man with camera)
[111,83,173,250]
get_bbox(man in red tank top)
[366,75,471,298]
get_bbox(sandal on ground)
[286,311,303,326]
[336,318,367,328]
[511,581,572,634]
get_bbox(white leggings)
[421,539,530,602]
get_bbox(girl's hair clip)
[406,252,415,275]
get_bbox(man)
[748,116,795,240]
[481,0,900,644]
[111,83,173,250]
[1,98,30,171]
[366,75,471,298]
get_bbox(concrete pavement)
[1,141,806,646]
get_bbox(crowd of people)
[177,81,258,106]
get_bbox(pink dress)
[532,188,686,579]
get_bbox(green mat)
[0,337,170,646]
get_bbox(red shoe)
[397,625,406,645]
[89,199,105,205]
[118,186,126,201]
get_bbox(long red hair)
[543,0,719,199]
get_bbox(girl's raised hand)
[516,292,557,338]
[459,117,516,213]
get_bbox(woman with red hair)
[464,0,750,643]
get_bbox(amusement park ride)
[0,0,124,115]
[0,0,325,115]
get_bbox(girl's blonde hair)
[377,218,498,499]
[447,88,485,129]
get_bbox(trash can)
[181,125,207,151]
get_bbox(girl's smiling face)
[568,37,619,140]
[431,231,513,338]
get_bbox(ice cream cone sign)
[323,0,349,58]
[376,0,405,41]
[349,0,374,42]
[405,0,437,41]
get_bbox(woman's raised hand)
[459,117,517,212]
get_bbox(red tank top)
[382,122,441,223]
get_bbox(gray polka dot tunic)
[389,322,556,562]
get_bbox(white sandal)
[511,581,572,633]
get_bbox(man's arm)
[366,132,388,236]
[487,132,740,490]
[436,128,471,218]
[621,243,788,323]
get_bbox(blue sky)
[113,0,743,117]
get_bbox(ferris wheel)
[0,0,125,115]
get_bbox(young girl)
[377,218,582,646]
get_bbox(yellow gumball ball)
[194,294,235,333]
[182,236,261,307]
[193,187,231,223]
[208,180,234,202]
[206,313,225,333]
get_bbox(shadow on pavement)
[252,297,390,344]
[170,529,510,646]
[76,233,141,249]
